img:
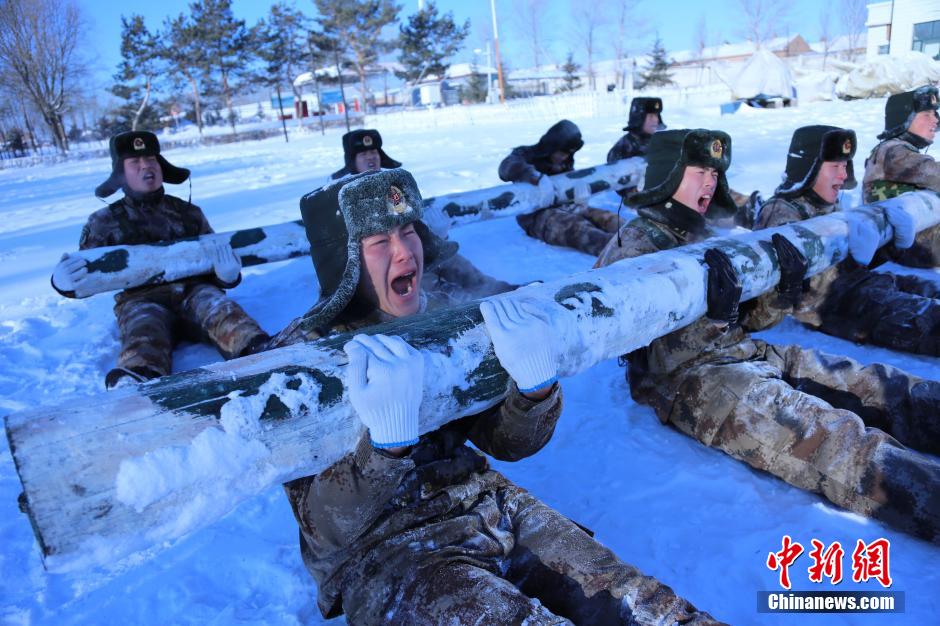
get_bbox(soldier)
[273,168,722,625]
[751,125,940,356]
[500,119,623,256]
[595,128,940,545]
[606,96,665,163]
[50,131,269,389]
[328,128,516,302]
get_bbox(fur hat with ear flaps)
[625,97,666,132]
[330,129,402,179]
[95,131,190,198]
[878,85,939,141]
[775,125,857,198]
[629,128,735,217]
[298,168,457,330]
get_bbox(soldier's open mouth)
[142,172,155,182]
[391,271,416,296]
[698,194,711,211]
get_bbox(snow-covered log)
[54,159,647,299]
[8,190,938,573]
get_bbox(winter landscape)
[1,94,940,625]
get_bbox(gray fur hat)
[299,168,457,330]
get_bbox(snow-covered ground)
[2,98,939,625]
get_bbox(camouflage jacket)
[862,133,940,203]
[280,307,563,618]
[595,201,757,376]
[77,189,238,301]
[606,130,651,164]
[497,145,574,184]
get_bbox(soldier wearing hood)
[749,125,940,357]
[595,129,940,546]
[499,119,623,256]
[272,168,722,626]
[606,97,665,163]
[51,131,269,388]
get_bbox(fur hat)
[298,168,457,329]
[775,125,857,198]
[330,129,402,179]
[534,119,584,156]
[95,131,190,198]
[624,97,666,133]
[878,85,940,140]
[629,129,735,217]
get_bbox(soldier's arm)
[592,225,661,268]
[466,381,562,462]
[882,143,940,193]
[77,211,113,250]
[753,198,802,231]
[498,148,540,184]
[606,137,626,164]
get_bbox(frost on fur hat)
[775,125,857,198]
[629,128,735,217]
[878,85,939,140]
[95,131,190,198]
[298,168,457,330]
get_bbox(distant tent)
[726,48,794,100]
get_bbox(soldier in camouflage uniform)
[751,124,940,356]
[595,129,940,545]
[327,128,516,302]
[500,119,623,256]
[274,169,723,626]
[51,131,269,388]
[606,97,665,164]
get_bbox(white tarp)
[836,52,940,99]
[728,48,794,100]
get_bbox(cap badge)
[387,185,407,214]
[362,135,374,147]
[710,139,723,158]
[133,137,146,151]
[842,139,852,155]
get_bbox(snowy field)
[2,97,939,625]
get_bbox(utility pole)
[490,0,505,103]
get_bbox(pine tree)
[396,1,469,83]
[253,3,310,137]
[111,15,161,132]
[558,52,582,93]
[636,36,674,89]
[459,64,488,103]
[161,13,211,135]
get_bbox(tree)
[112,15,162,132]
[162,13,211,135]
[818,5,833,69]
[253,3,311,134]
[569,0,606,90]
[736,0,789,49]
[513,0,550,71]
[557,52,582,93]
[840,0,867,62]
[0,0,88,153]
[636,36,674,90]
[396,1,469,83]
[610,0,645,90]
[460,65,489,103]
[314,0,400,113]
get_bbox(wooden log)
[54,159,647,299]
[8,190,938,573]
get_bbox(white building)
[866,0,940,60]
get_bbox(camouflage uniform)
[500,120,621,256]
[596,201,940,545]
[79,190,267,381]
[606,130,652,164]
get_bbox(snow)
[2,96,940,624]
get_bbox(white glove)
[51,253,88,293]
[422,203,451,239]
[344,333,423,449]
[207,239,242,284]
[536,174,556,208]
[884,203,916,249]
[480,297,557,393]
[847,214,880,266]
[572,181,592,205]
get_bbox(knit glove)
[51,253,88,293]
[884,203,916,249]
[344,333,423,449]
[480,297,557,393]
[573,181,592,205]
[704,248,742,327]
[422,203,451,238]
[536,173,556,208]
[207,239,242,284]
[847,213,880,265]
[771,234,808,307]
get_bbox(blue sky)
[79,0,839,91]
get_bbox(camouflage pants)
[813,271,940,357]
[339,473,723,626]
[516,206,621,257]
[113,282,267,380]
[632,341,940,544]
[422,252,517,305]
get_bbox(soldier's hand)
[536,174,556,208]
[771,234,808,307]
[208,240,242,284]
[704,248,742,327]
[847,213,879,265]
[480,297,557,397]
[344,334,423,449]
[421,203,451,239]
[51,253,88,293]
[572,181,592,206]
[884,203,916,249]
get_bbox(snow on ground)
[2,97,939,625]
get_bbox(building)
[866,0,940,60]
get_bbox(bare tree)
[0,0,88,153]
[840,0,867,62]
[819,5,833,69]
[735,0,789,49]
[692,14,710,85]
[513,0,550,71]
[610,0,646,89]
[569,0,607,90]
